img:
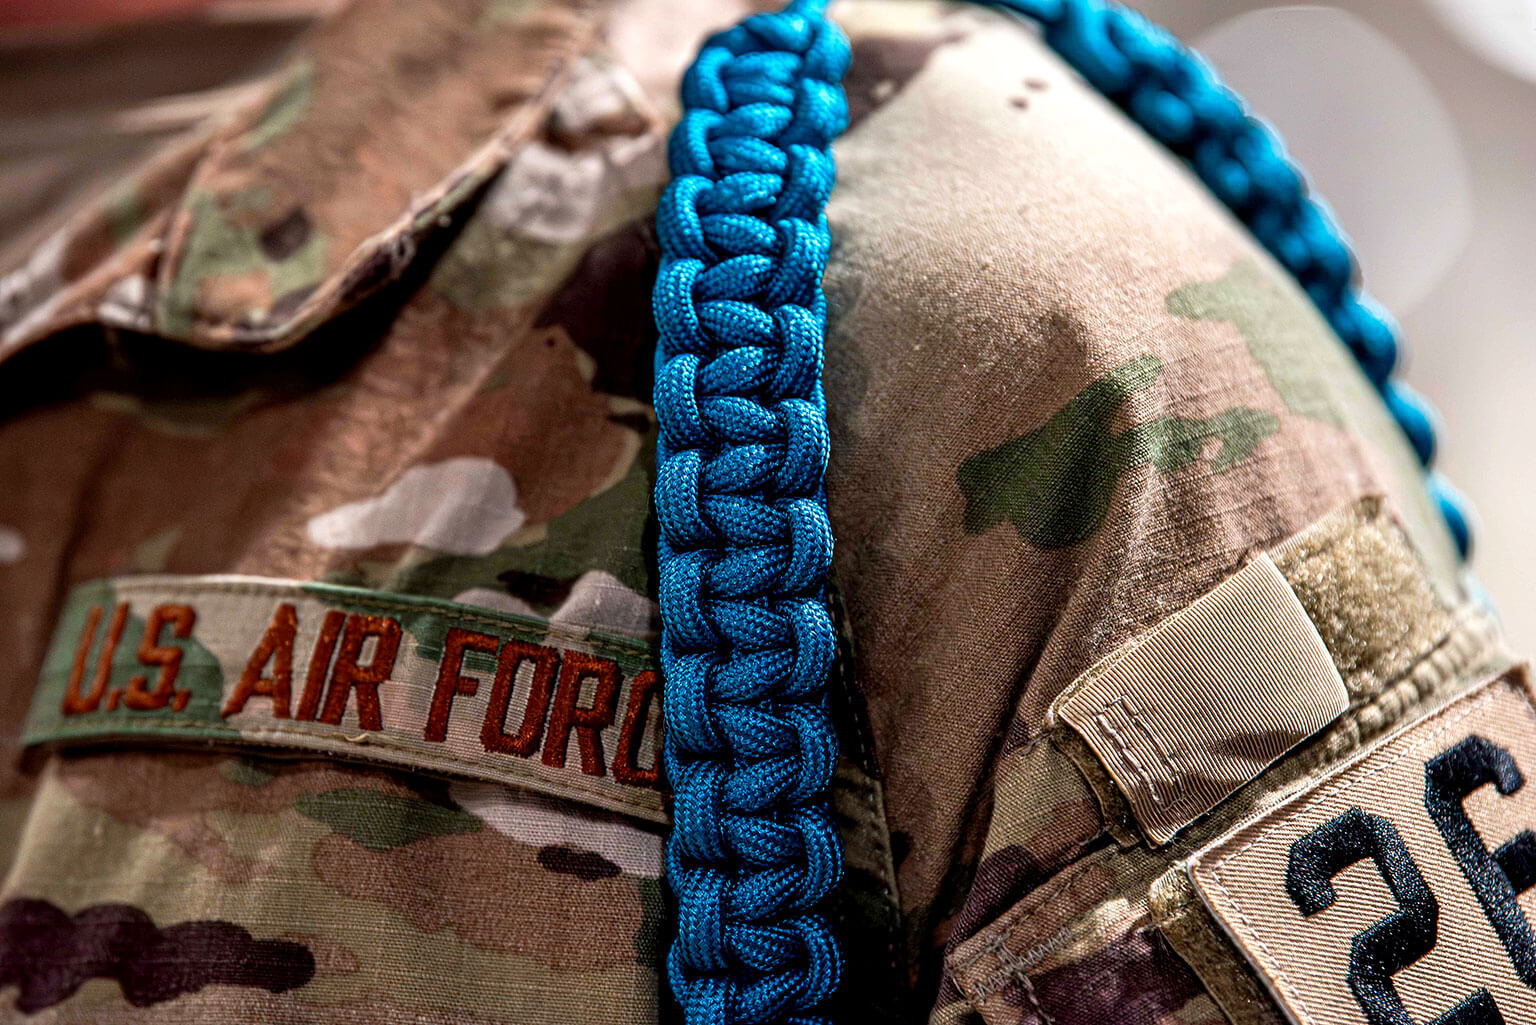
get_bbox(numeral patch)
[1425,737,1536,985]
[1288,808,1502,1024]
[1188,670,1536,1025]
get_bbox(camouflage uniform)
[0,2,1504,1024]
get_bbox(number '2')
[1286,807,1501,1024]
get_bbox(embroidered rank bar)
[1187,666,1536,1025]
[25,575,664,821]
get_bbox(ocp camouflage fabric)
[0,1,1496,1023]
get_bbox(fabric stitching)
[36,576,671,818]
[1094,697,1185,811]
[35,713,666,816]
[952,856,1110,1006]
[949,858,1105,972]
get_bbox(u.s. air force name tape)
[26,575,665,822]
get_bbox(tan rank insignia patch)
[1187,666,1536,1025]
[26,576,665,821]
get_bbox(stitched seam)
[1094,697,1184,810]
[978,932,1064,1022]
[949,858,1103,972]
[952,856,1110,1008]
[32,714,665,814]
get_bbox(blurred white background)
[1134,0,1536,648]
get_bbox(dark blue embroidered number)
[1425,735,1536,987]
[1286,807,1503,1025]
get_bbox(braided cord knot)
[654,3,850,1023]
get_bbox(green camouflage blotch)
[161,186,327,335]
[1166,258,1351,427]
[1166,258,1462,586]
[90,389,269,439]
[129,608,225,722]
[1123,406,1276,475]
[130,526,181,573]
[398,606,514,672]
[959,355,1277,548]
[481,0,543,27]
[219,759,276,788]
[295,789,483,851]
[477,365,520,394]
[103,183,147,245]
[491,446,653,596]
[242,60,315,153]
[0,790,34,885]
[431,227,580,313]
[634,876,666,968]
[29,584,226,727]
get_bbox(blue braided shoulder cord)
[652,2,1473,1023]
[653,2,848,1022]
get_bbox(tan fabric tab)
[1187,667,1536,1025]
[1051,553,1347,844]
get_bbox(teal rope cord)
[653,2,847,1022]
[652,2,1473,1024]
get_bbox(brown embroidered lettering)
[613,669,662,787]
[123,604,196,711]
[426,628,498,742]
[482,639,560,756]
[543,651,621,776]
[295,609,345,722]
[61,605,105,716]
[61,603,127,715]
[223,603,298,718]
[318,614,401,730]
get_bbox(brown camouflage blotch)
[309,827,647,972]
[56,753,423,883]
[280,932,363,979]
[531,221,660,403]
[844,28,969,131]
[0,897,316,1013]
[1015,927,1205,1025]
